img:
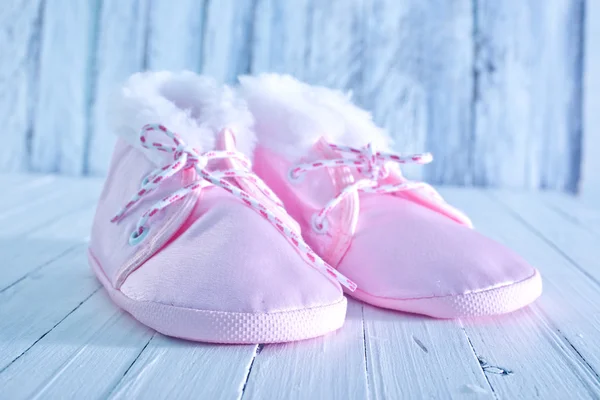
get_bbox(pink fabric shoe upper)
[88,71,348,343]
[240,74,542,318]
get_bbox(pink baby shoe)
[239,74,542,319]
[88,71,355,343]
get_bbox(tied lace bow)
[289,142,433,233]
[111,124,357,291]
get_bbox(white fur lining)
[110,71,255,164]
[238,74,392,159]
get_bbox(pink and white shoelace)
[289,142,434,233]
[111,124,357,291]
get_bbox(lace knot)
[358,143,388,180]
[289,141,434,236]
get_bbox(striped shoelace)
[289,142,434,234]
[112,124,357,291]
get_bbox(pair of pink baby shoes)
[88,71,542,344]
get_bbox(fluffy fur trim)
[111,71,255,164]
[238,74,392,159]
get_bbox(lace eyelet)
[287,168,304,184]
[129,226,150,245]
[311,213,329,235]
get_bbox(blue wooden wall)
[0,0,586,191]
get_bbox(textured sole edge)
[89,250,347,344]
[347,270,543,318]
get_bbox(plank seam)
[530,305,600,393]
[0,243,84,294]
[24,0,46,172]
[470,0,483,186]
[0,286,101,374]
[19,199,98,237]
[141,0,152,70]
[558,330,600,383]
[544,201,588,227]
[110,331,156,392]
[460,324,498,399]
[539,198,600,238]
[239,344,263,400]
[486,191,600,289]
[360,303,371,400]
[244,0,259,76]
[566,0,585,193]
[198,0,210,72]
[82,0,103,175]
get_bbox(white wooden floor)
[1,174,600,400]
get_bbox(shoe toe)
[338,195,541,318]
[119,196,345,342]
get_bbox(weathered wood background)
[583,0,599,201]
[0,0,588,192]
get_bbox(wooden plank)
[536,192,600,236]
[31,0,99,175]
[243,300,369,400]
[0,178,101,236]
[491,190,600,284]
[250,0,311,79]
[251,0,472,183]
[0,290,153,399]
[362,0,473,184]
[201,0,255,83]
[108,336,257,400]
[441,188,600,397]
[582,0,600,201]
[0,206,96,292]
[249,0,366,157]
[0,175,101,290]
[0,247,100,371]
[462,307,600,399]
[473,0,584,190]
[250,0,473,182]
[303,0,363,91]
[0,0,43,172]
[363,304,492,399]
[0,175,100,211]
[146,0,204,71]
[88,0,149,175]
[0,174,58,208]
